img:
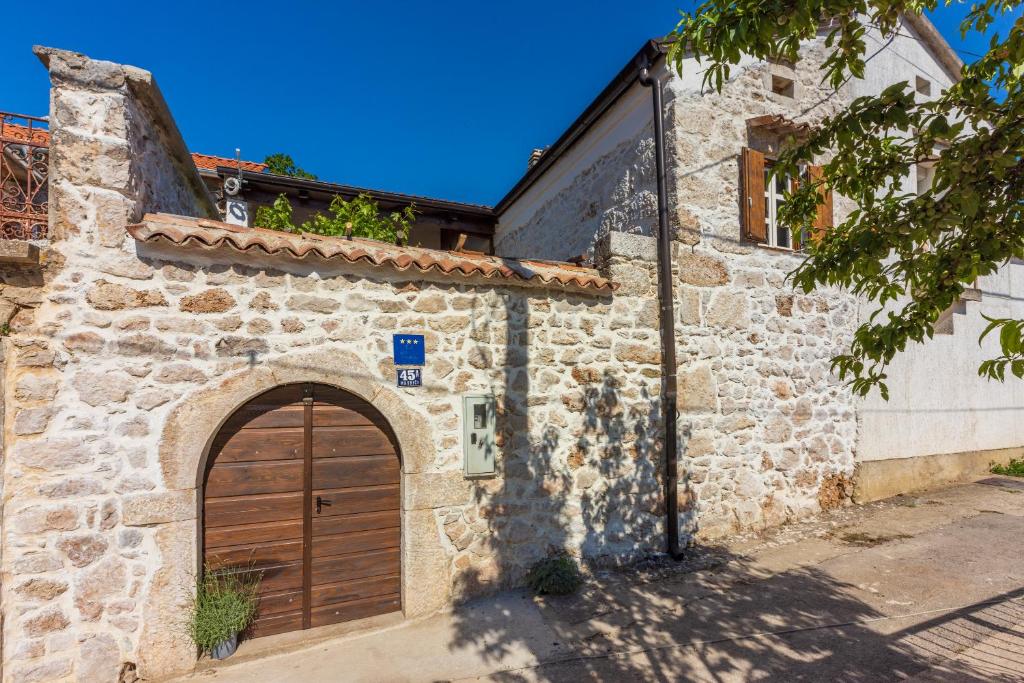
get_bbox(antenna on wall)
[223,147,250,226]
[223,148,245,196]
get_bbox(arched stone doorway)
[137,351,445,680]
[202,382,402,637]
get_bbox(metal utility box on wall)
[463,394,496,477]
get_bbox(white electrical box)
[463,394,496,477]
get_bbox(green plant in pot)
[187,565,261,660]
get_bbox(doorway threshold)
[192,610,407,675]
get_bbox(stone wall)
[0,49,671,682]
[663,42,859,536]
[496,79,660,262]
[496,24,1022,535]
[2,227,669,681]
[597,230,858,538]
[1,49,218,683]
[496,123,657,261]
[671,243,858,537]
[39,46,216,246]
[499,39,862,537]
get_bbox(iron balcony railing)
[1,112,49,240]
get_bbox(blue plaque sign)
[393,334,425,365]
[397,368,422,387]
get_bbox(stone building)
[495,13,1024,510]
[0,13,1021,683]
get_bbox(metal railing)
[1,112,49,240]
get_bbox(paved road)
[177,477,1024,682]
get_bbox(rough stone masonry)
[498,35,862,539]
[0,47,856,683]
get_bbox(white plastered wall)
[858,264,1024,461]
[855,19,1024,461]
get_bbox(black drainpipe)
[639,59,685,560]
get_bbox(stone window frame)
[764,59,800,100]
[916,160,936,196]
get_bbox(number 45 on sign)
[397,368,422,387]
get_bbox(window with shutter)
[807,164,833,242]
[742,149,833,249]
[741,147,767,243]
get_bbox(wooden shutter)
[807,165,833,241]
[741,147,767,243]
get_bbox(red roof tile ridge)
[191,152,267,172]
[132,213,617,293]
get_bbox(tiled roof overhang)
[128,214,617,294]
[746,114,815,138]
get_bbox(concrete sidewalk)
[174,477,1024,682]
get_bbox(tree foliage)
[263,152,318,180]
[668,2,1024,397]
[253,193,415,245]
[252,194,296,233]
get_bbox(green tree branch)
[668,1,1024,397]
[263,152,318,180]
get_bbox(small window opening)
[915,76,932,97]
[771,74,795,98]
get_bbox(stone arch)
[136,349,441,679]
[162,350,433,490]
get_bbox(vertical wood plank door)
[309,386,402,627]
[202,383,401,639]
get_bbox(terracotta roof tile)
[1,122,50,145]
[191,153,267,173]
[128,213,617,293]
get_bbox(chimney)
[527,148,546,169]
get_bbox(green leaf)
[255,193,416,245]
[657,1,1024,397]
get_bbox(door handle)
[315,496,331,514]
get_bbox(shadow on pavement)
[449,550,1024,681]
[440,288,1024,682]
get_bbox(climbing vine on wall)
[253,193,415,245]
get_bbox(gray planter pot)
[211,632,238,660]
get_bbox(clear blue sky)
[3,2,1016,206]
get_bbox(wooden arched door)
[203,383,401,637]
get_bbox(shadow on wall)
[439,288,1020,681]
[447,545,1024,681]
[448,288,676,604]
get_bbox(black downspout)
[640,60,685,560]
